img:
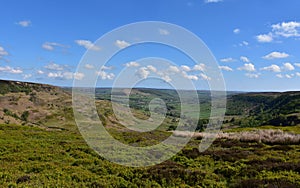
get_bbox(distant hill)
[1,80,299,129]
[226,92,300,127]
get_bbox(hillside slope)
[0,80,73,128]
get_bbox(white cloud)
[238,63,256,72]
[219,65,233,71]
[84,64,94,69]
[96,71,115,80]
[199,73,211,81]
[47,71,84,80]
[16,20,31,27]
[125,61,140,67]
[245,73,260,78]
[75,40,101,51]
[136,67,150,79]
[282,62,295,71]
[220,57,236,63]
[239,41,249,46]
[204,0,223,3]
[296,72,300,77]
[240,56,250,63]
[162,75,172,82]
[101,65,113,70]
[182,71,198,81]
[233,28,240,34]
[263,52,289,60]
[73,72,85,80]
[159,29,170,35]
[0,46,9,60]
[276,73,294,79]
[181,65,191,72]
[115,40,130,49]
[168,65,180,73]
[45,63,65,71]
[48,72,63,79]
[285,74,294,79]
[256,33,273,43]
[193,64,206,71]
[37,70,44,75]
[272,21,300,38]
[146,65,157,73]
[260,64,281,72]
[42,42,68,51]
[0,66,23,74]
[23,74,32,79]
[294,63,300,68]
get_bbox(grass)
[0,123,299,187]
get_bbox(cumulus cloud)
[193,64,206,71]
[285,74,294,79]
[272,21,300,38]
[282,62,295,71]
[238,63,256,72]
[256,21,300,43]
[277,73,294,79]
[233,28,240,34]
[37,70,44,74]
[296,72,300,77]
[146,65,157,73]
[96,71,115,80]
[199,73,211,81]
[204,0,223,3]
[245,73,260,78]
[16,20,31,27]
[240,56,250,63]
[75,40,101,51]
[219,65,233,71]
[136,67,150,79]
[125,61,140,67]
[0,46,9,60]
[84,64,94,69]
[159,29,170,35]
[239,41,249,46]
[73,72,85,80]
[260,64,281,72]
[23,74,32,79]
[47,71,84,80]
[181,65,191,72]
[0,66,23,74]
[115,40,130,49]
[45,63,65,71]
[263,52,289,60]
[220,57,236,63]
[168,65,180,73]
[47,72,63,79]
[42,42,68,51]
[256,33,273,43]
[101,65,113,70]
[181,71,198,81]
[294,63,300,68]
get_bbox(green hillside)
[0,80,299,187]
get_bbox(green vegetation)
[0,124,299,187]
[0,80,32,95]
[0,80,300,187]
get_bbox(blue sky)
[1,0,300,91]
